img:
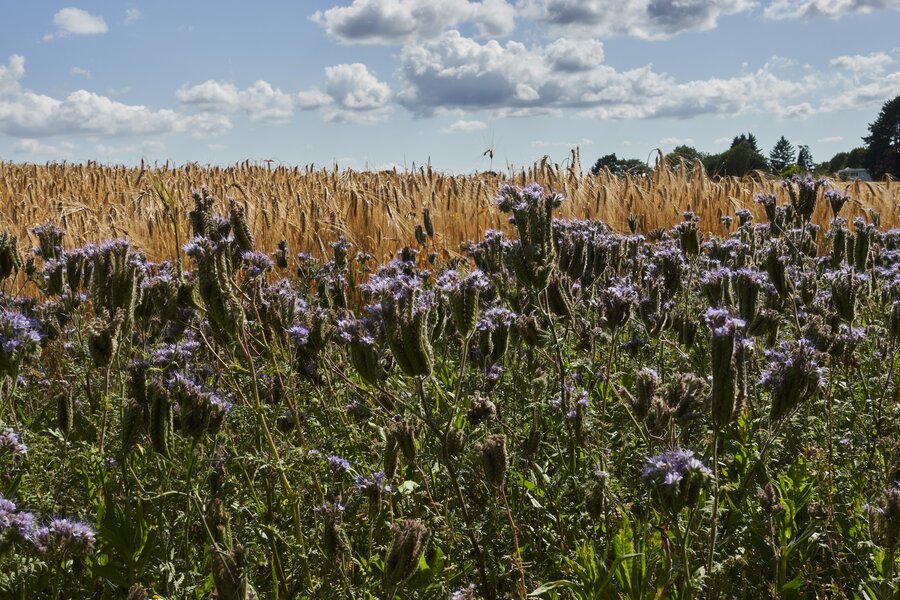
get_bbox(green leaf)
[528,580,576,596]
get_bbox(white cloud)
[0,55,25,95]
[817,135,844,143]
[177,80,294,122]
[13,138,78,156]
[46,8,108,39]
[764,0,900,19]
[396,30,821,120]
[0,55,232,139]
[298,63,392,123]
[441,119,487,132]
[311,0,515,44]
[544,38,604,72]
[819,71,900,112]
[69,66,91,78]
[829,52,894,74]
[659,137,695,147]
[297,89,333,109]
[518,0,752,39]
[125,8,142,24]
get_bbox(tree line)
[591,95,900,180]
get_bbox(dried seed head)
[866,484,900,550]
[757,482,785,515]
[444,427,466,458]
[477,434,507,488]
[126,585,149,600]
[467,392,497,425]
[384,520,431,591]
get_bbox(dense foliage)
[1,176,899,598]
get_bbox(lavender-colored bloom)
[354,471,392,495]
[576,390,590,408]
[0,496,36,543]
[761,338,822,422]
[642,448,711,514]
[450,582,476,600]
[476,306,516,332]
[32,518,96,557]
[327,454,351,474]
[0,310,42,377]
[288,324,310,346]
[241,250,274,277]
[486,364,505,384]
[0,428,27,459]
[496,182,563,213]
[150,335,201,367]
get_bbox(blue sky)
[1,1,898,171]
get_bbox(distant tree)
[846,146,867,168]
[826,151,849,173]
[768,136,795,173]
[704,133,768,177]
[591,153,651,176]
[665,145,706,171]
[823,147,867,174]
[863,95,900,179]
[796,145,814,172]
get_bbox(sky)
[0,1,899,172]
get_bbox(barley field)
[2,153,896,261]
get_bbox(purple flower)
[0,428,27,458]
[241,250,274,277]
[32,518,96,557]
[288,325,310,346]
[642,448,711,514]
[354,471,392,494]
[327,454,351,474]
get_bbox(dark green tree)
[796,145,814,172]
[863,95,900,179]
[666,145,706,172]
[826,151,849,173]
[590,153,651,176]
[768,136,795,173]
[704,133,768,177]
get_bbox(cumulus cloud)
[396,30,820,120]
[311,0,515,44]
[441,119,487,132]
[819,71,900,112]
[14,138,78,156]
[395,30,900,121]
[299,63,393,122]
[0,55,25,95]
[45,8,108,40]
[177,80,294,122]
[817,135,844,143]
[0,55,231,139]
[544,38,604,72]
[69,66,91,78]
[124,8,142,24]
[659,137,695,147]
[518,0,752,39]
[829,52,894,74]
[764,0,900,19]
